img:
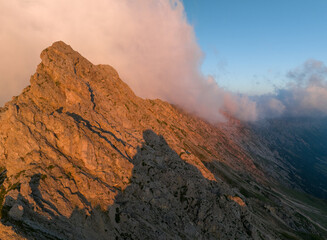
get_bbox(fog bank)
[0,0,257,122]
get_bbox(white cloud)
[256,59,327,118]
[0,0,258,122]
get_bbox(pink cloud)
[0,0,257,122]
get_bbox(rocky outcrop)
[0,41,326,239]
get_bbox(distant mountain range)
[0,41,326,239]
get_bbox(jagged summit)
[0,42,326,239]
[28,41,134,114]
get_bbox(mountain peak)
[0,42,326,239]
[43,40,75,55]
[40,41,92,77]
[19,40,132,116]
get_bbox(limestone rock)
[8,204,24,221]
[0,41,325,239]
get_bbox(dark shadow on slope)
[66,111,132,161]
[251,117,327,200]
[29,174,61,217]
[1,130,284,239]
[100,130,255,239]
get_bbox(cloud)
[255,59,327,119]
[0,0,257,122]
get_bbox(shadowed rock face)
[0,42,326,239]
[0,130,268,240]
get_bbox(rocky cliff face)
[0,42,326,239]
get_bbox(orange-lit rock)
[0,42,324,239]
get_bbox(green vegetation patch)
[46,165,55,170]
[156,119,168,126]
[0,181,21,218]
[14,170,26,179]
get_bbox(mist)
[256,59,327,119]
[1,1,325,123]
[0,0,258,122]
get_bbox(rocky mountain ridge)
[0,41,326,239]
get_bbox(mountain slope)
[0,41,326,239]
[251,117,327,200]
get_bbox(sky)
[182,0,327,94]
[0,0,327,122]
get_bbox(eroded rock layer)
[0,42,326,239]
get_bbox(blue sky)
[182,0,327,94]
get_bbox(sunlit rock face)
[0,42,325,239]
